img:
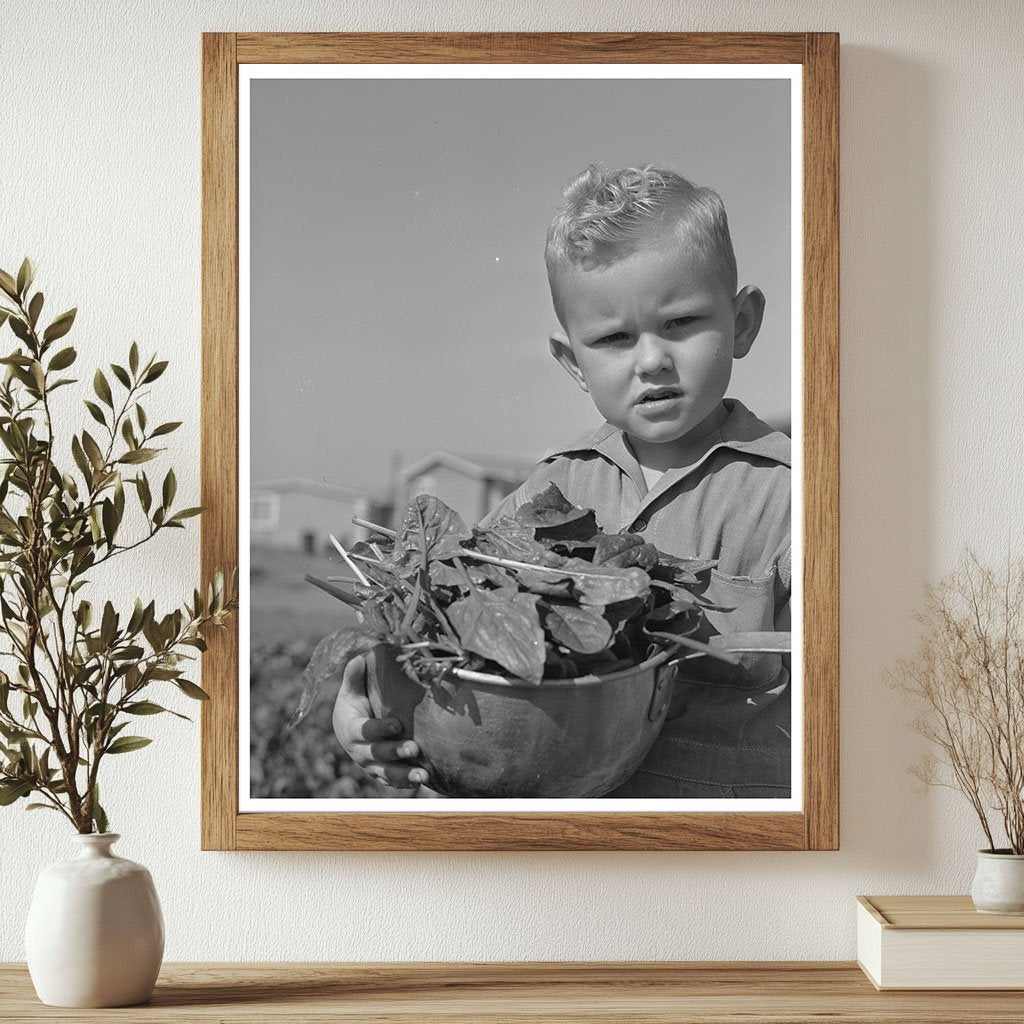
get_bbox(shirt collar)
[545,398,791,471]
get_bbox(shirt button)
[633,518,648,532]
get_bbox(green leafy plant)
[0,259,237,833]
[293,484,739,725]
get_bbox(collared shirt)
[482,398,793,797]
[482,397,790,611]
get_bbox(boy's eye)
[592,332,629,345]
[666,316,698,329]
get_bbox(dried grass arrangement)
[894,552,1024,854]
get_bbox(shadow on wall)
[839,48,936,867]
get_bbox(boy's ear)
[549,330,589,392]
[731,286,766,359]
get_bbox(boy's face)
[549,236,763,463]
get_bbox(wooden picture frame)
[201,32,839,851]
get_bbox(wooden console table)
[3,962,1023,1022]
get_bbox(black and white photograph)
[240,65,802,812]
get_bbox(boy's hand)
[332,652,429,789]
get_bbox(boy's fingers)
[356,716,402,742]
[366,763,429,789]
[365,739,420,763]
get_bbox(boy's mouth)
[636,387,683,406]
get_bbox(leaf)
[542,602,614,654]
[110,644,144,661]
[560,560,652,607]
[167,506,202,524]
[291,627,366,728]
[147,666,181,680]
[8,317,31,344]
[76,599,93,630]
[593,533,644,565]
[100,601,117,647]
[93,369,113,408]
[91,785,108,834]
[81,431,105,472]
[83,400,107,427]
[150,421,181,438]
[397,494,473,568]
[124,700,184,718]
[0,779,33,805]
[106,735,152,754]
[0,352,33,366]
[47,346,76,371]
[101,497,117,546]
[161,467,176,509]
[16,257,34,298]
[511,567,575,598]
[117,448,158,465]
[472,518,553,565]
[110,363,131,388]
[175,679,210,701]
[113,475,125,522]
[429,560,469,588]
[135,472,152,512]
[27,291,43,328]
[0,268,18,300]
[447,589,546,683]
[70,435,92,485]
[142,360,168,383]
[129,341,139,375]
[125,598,146,635]
[121,418,137,449]
[649,553,718,586]
[136,404,147,431]
[514,483,599,539]
[42,308,76,344]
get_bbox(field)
[248,545,414,800]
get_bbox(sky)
[249,74,792,496]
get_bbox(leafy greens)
[294,484,730,725]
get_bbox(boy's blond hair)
[545,164,738,297]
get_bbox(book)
[857,895,1024,990]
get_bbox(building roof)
[251,478,369,501]
[397,450,535,485]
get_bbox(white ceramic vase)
[971,849,1024,915]
[25,833,164,1007]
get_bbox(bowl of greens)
[296,484,740,798]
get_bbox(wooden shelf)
[4,962,1024,1022]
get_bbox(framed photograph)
[201,32,839,851]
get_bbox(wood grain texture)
[201,32,841,851]
[3,962,1023,1023]
[234,810,806,852]
[236,32,807,64]
[862,895,1024,929]
[200,33,239,852]
[801,32,841,852]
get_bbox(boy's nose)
[634,333,673,374]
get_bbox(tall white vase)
[25,833,164,1007]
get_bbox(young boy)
[334,164,791,798]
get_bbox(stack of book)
[857,895,1024,990]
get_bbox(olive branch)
[0,258,237,833]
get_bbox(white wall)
[2,0,1022,962]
